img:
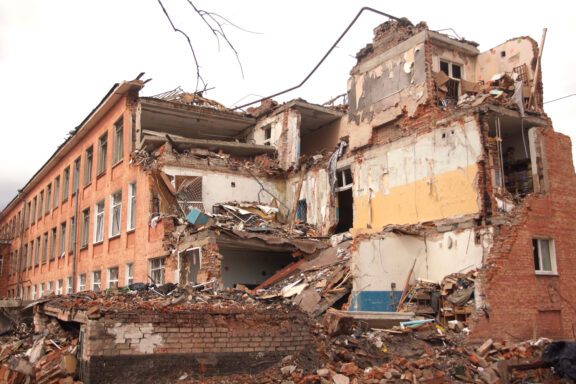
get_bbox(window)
[35,236,40,266]
[94,200,105,243]
[107,267,119,289]
[28,240,34,268]
[439,60,462,103]
[0,255,3,276]
[26,286,30,300]
[62,167,70,202]
[26,202,31,228]
[22,244,27,269]
[45,183,51,213]
[149,257,165,285]
[84,146,93,186]
[125,263,134,286]
[31,197,36,224]
[78,274,86,292]
[113,118,124,164]
[91,270,101,291]
[42,232,48,263]
[39,283,44,298]
[110,190,122,237]
[69,217,76,253]
[72,157,81,194]
[440,60,462,79]
[48,281,53,293]
[263,125,272,146]
[81,208,90,248]
[49,228,56,260]
[32,285,37,300]
[533,238,557,274]
[56,279,63,295]
[59,222,66,258]
[97,132,108,175]
[127,182,136,231]
[53,176,60,209]
[38,191,44,220]
[66,276,73,294]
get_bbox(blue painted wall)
[349,290,402,312]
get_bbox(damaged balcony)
[137,88,275,157]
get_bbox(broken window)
[91,270,101,291]
[62,167,70,202]
[533,238,557,275]
[59,222,66,258]
[175,176,204,213]
[81,208,90,248]
[78,273,86,292]
[97,132,108,175]
[109,190,122,237]
[439,60,462,104]
[127,182,136,231]
[335,168,354,233]
[125,263,134,285]
[84,146,93,186]
[56,279,63,295]
[263,125,272,146]
[107,266,119,288]
[149,257,165,285]
[49,227,56,260]
[113,118,124,164]
[94,200,104,243]
[177,248,201,286]
[488,118,542,198]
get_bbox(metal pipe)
[233,7,399,110]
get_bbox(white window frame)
[59,222,66,258]
[39,283,44,298]
[91,270,101,291]
[125,263,134,286]
[94,200,105,243]
[107,266,119,289]
[533,238,558,275]
[335,168,353,192]
[32,285,37,300]
[56,279,63,295]
[97,132,108,175]
[78,273,86,292]
[149,257,165,285]
[66,276,73,294]
[113,118,124,165]
[48,281,53,293]
[81,208,90,248]
[109,190,122,238]
[127,182,136,231]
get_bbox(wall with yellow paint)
[349,116,482,230]
[476,38,536,83]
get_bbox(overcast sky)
[1,1,575,210]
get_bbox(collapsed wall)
[36,296,312,384]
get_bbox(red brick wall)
[471,127,576,341]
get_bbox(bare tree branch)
[157,0,249,93]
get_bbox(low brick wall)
[78,309,312,384]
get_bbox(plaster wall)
[350,229,484,312]
[347,42,427,150]
[352,117,483,230]
[476,38,536,83]
[161,166,282,214]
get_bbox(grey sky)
[1,0,575,210]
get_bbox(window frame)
[91,270,101,291]
[533,238,558,275]
[113,118,124,165]
[84,146,93,186]
[49,227,56,261]
[97,132,108,175]
[107,266,119,289]
[53,176,60,209]
[125,263,134,286]
[72,157,81,194]
[81,208,90,248]
[66,276,73,295]
[62,167,70,202]
[109,190,122,238]
[59,222,66,258]
[127,182,136,231]
[149,257,165,285]
[94,200,105,243]
[56,279,63,295]
[77,273,86,292]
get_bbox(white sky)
[1,0,575,210]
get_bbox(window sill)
[127,228,135,234]
[93,240,104,246]
[83,182,92,189]
[79,245,88,251]
[535,271,559,277]
[96,171,106,180]
[109,233,121,240]
[112,160,123,169]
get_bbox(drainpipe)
[71,187,80,293]
[16,192,26,299]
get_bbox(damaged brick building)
[1,18,575,345]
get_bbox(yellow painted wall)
[353,164,479,229]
